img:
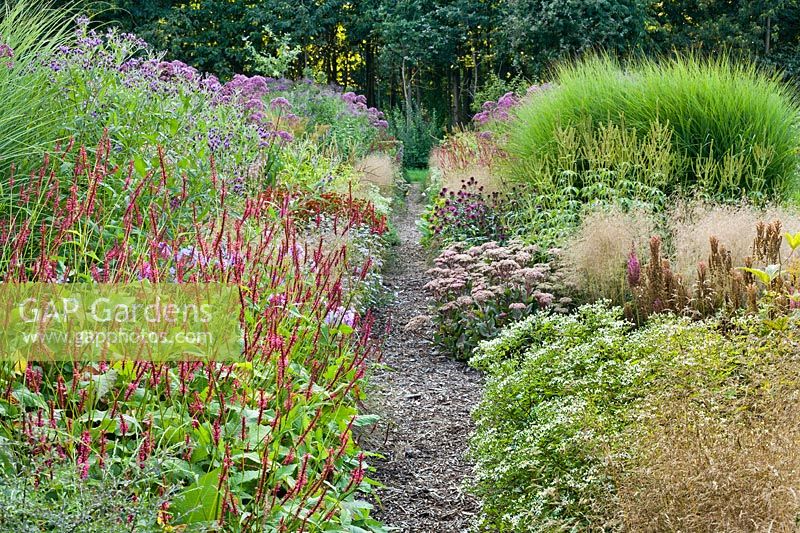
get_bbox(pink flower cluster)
[341,91,388,128]
[425,240,559,309]
[424,240,570,359]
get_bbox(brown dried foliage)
[618,390,800,532]
[671,201,800,283]
[628,220,793,321]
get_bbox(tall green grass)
[504,54,800,199]
[0,1,79,168]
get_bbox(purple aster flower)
[325,306,357,328]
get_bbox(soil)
[366,184,484,532]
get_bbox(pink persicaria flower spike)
[627,247,641,287]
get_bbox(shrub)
[468,304,636,531]
[469,304,800,531]
[471,120,669,251]
[0,11,393,530]
[14,19,388,196]
[511,157,667,250]
[471,73,530,114]
[388,106,442,168]
[502,54,800,199]
[0,458,164,531]
[424,240,568,360]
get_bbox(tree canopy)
[96,0,800,125]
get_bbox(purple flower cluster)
[207,128,233,152]
[0,42,13,69]
[53,20,222,98]
[627,248,641,287]
[325,306,357,328]
[341,91,388,129]
[472,84,553,126]
[215,74,271,121]
[473,92,519,125]
[269,96,291,110]
[43,12,388,183]
[425,176,518,245]
[257,127,294,146]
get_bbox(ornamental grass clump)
[0,0,78,167]
[617,392,800,532]
[430,129,506,194]
[503,54,800,199]
[670,200,800,282]
[424,240,568,360]
[562,206,656,305]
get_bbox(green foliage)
[0,8,393,532]
[95,0,287,78]
[468,304,800,530]
[511,167,667,251]
[403,167,429,184]
[471,73,530,113]
[242,27,302,78]
[0,1,77,168]
[0,459,163,531]
[501,0,647,77]
[95,0,800,129]
[469,304,636,531]
[387,106,442,168]
[648,1,799,60]
[503,54,800,199]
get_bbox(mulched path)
[366,185,483,532]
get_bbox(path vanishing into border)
[368,184,483,532]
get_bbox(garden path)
[368,185,483,532]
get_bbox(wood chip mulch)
[363,185,484,532]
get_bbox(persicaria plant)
[0,139,387,530]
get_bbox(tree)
[501,0,648,78]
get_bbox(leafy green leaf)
[171,467,222,523]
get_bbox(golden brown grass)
[428,151,505,195]
[562,207,655,304]
[618,398,800,532]
[670,201,800,281]
[615,335,800,533]
[354,153,398,196]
